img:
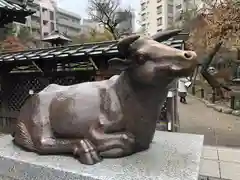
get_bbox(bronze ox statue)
[12,30,197,165]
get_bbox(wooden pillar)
[0,75,11,133]
[231,95,235,110]
[192,86,196,95]
[201,88,205,98]
[212,88,216,103]
[39,75,50,89]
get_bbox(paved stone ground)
[179,96,240,180]
[199,146,240,180]
[179,95,240,147]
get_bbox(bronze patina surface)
[12,30,197,165]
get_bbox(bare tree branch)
[179,0,240,99]
[87,0,131,39]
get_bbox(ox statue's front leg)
[87,89,135,158]
[37,137,102,165]
[88,114,135,158]
[38,137,103,165]
[97,132,135,158]
[70,117,135,164]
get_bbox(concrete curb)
[189,94,240,117]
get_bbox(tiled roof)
[0,39,184,62]
[42,30,72,42]
[0,0,35,25]
[0,0,33,12]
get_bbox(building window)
[141,2,146,11]
[168,4,173,14]
[51,22,55,31]
[176,4,182,9]
[157,5,162,14]
[157,0,161,3]
[157,29,162,32]
[168,17,173,24]
[42,20,48,25]
[42,8,47,12]
[157,17,162,26]
[43,32,48,36]
[142,23,146,31]
[142,13,146,21]
[50,11,54,20]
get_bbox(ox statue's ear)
[117,35,140,57]
[108,58,131,71]
[152,29,182,42]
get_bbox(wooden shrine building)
[0,0,34,131]
[0,0,34,27]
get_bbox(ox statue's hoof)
[73,139,102,165]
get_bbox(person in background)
[178,77,191,104]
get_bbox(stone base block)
[0,131,204,180]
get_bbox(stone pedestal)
[0,131,204,180]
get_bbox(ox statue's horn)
[117,35,140,57]
[152,29,182,42]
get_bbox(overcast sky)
[58,0,140,30]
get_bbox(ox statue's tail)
[12,121,34,151]
[12,96,37,151]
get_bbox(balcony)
[56,18,81,30]
[32,10,40,17]
[141,12,147,22]
[41,11,50,21]
[141,1,147,12]
[31,21,40,29]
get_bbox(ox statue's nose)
[181,51,197,61]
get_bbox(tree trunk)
[106,26,118,40]
[200,41,231,100]
[201,70,224,98]
[201,41,223,71]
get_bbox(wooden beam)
[31,61,43,73]
[88,57,99,70]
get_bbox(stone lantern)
[230,49,240,110]
[42,30,72,47]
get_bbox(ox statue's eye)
[137,54,146,65]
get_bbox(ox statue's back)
[12,30,197,165]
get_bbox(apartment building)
[174,0,203,17]
[12,0,54,40]
[28,0,57,39]
[12,0,81,40]
[140,0,175,35]
[140,0,203,35]
[56,7,81,37]
[116,10,135,36]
